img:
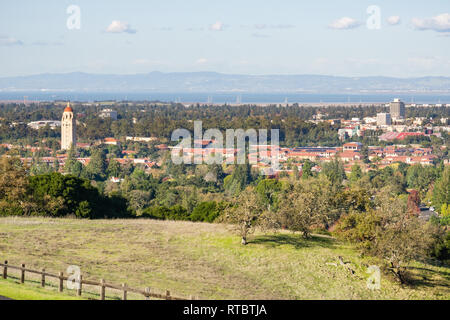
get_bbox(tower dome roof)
[64,102,73,112]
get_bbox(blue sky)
[0,0,449,77]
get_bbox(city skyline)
[0,0,449,78]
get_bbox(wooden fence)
[0,260,193,300]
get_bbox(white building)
[99,108,118,120]
[126,136,158,143]
[28,120,61,130]
[377,113,392,126]
[363,117,377,124]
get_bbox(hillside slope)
[0,217,448,300]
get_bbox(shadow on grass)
[407,265,450,278]
[387,264,450,291]
[404,275,449,291]
[404,265,450,291]
[250,233,336,250]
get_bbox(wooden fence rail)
[0,260,192,300]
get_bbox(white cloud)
[106,20,137,34]
[196,58,208,64]
[387,16,401,26]
[329,17,361,30]
[412,13,450,32]
[209,21,224,31]
[0,35,23,46]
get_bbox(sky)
[0,0,449,77]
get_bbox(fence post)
[58,272,64,292]
[166,290,171,300]
[122,283,127,300]
[41,268,45,287]
[20,264,25,284]
[77,275,82,296]
[145,287,150,300]
[100,279,105,300]
[2,260,7,279]
[190,295,194,300]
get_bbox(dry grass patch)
[0,217,448,300]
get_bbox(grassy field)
[0,217,448,300]
[0,277,84,300]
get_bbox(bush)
[142,205,189,221]
[334,211,382,251]
[141,206,171,220]
[191,201,222,223]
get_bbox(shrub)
[142,205,190,221]
[333,211,382,251]
[191,201,220,223]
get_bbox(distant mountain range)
[0,72,449,94]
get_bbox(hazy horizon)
[2,70,450,79]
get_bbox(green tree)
[85,148,107,180]
[107,159,122,178]
[224,164,252,196]
[53,158,60,173]
[64,144,82,177]
[277,176,336,238]
[255,178,282,211]
[349,164,362,183]
[301,160,313,180]
[222,187,266,245]
[191,201,221,222]
[127,190,153,215]
[0,157,29,215]
[406,164,436,196]
[28,172,129,218]
[432,167,449,214]
[336,188,442,283]
[321,157,346,186]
